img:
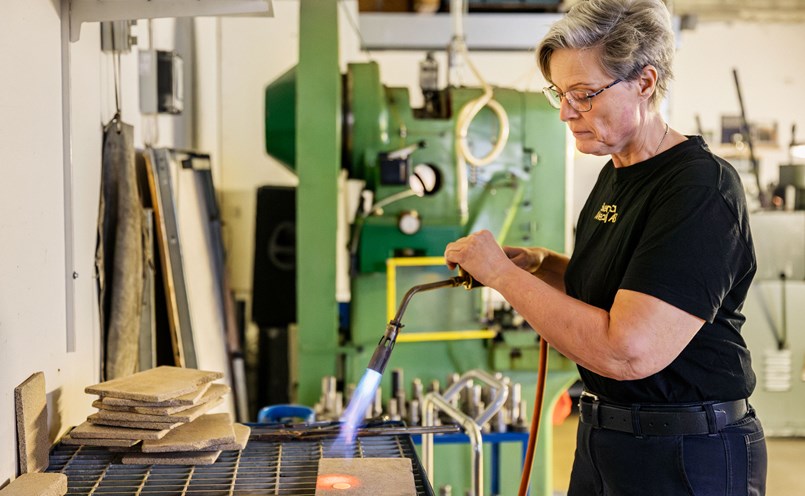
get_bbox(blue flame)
[329,368,382,457]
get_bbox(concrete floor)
[552,414,805,495]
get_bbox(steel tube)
[423,392,484,496]
[392,278,463,324]
[422,369,508,496]
[441,369,508,427]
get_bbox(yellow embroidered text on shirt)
[594,203,618,223]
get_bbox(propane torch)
[367,267,482,375]
[335,267,483,450]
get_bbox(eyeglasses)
[543,79,622,112]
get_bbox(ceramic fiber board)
[105,428,245,453]
[94,384,228,414]
[121,450,221,465]
[92,399,195,415]
[207,423,250,451]
[85,366,223,402]
[0,473,67,496]
[90,396,224,423]
[59,433,140,447]
[14,372,49,473]
[101,382,212,407]
[140,413,234,453]
[315,458,416,496]
[69,421,170,440]
[87,414,181,431]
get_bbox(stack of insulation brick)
[61,366,249,465]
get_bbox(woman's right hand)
[502,246,551,274]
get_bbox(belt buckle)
[580,391,601,428]
[704,402,729,435]
[580,390,599,402]
[712,407,728,433]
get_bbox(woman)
[444,0,767,494]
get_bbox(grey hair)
[537,0,675,106]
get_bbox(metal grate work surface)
[46,424,434,495]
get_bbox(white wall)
[0,2,208,483]
[672,21,805,190]
[215,4,301,297]
[0,0,100,481]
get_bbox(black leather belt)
[578,391,749,436]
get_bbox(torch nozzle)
[367,321,402,374]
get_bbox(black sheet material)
[96,116,143,380]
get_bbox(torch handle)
[457,266,484,289]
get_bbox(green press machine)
[262,3,577,494]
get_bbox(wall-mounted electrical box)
[139,50,183,115]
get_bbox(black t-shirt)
[565,136,757,404]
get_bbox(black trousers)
[568,409,767,495]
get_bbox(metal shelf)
[48,422,435,495]
[358,12,563,51]
[68,0,274,42]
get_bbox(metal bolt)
[373,386,383,417]
[412,378,424,402]
[511,399,529,432]
[388,398,401,421]
[408,399,420,426]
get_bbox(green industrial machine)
[263,2,576,494]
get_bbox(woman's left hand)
[444,230,513,287]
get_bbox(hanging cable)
[507,53,540,93]
[110,22,123,133]
[338,0,375,62]
[142,19,159,147]
[450,0,510,222]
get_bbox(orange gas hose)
[517,338,549,496]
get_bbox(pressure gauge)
[397,210,421,235]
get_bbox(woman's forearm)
[534,249,569,292]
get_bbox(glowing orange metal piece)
[316,474,361,491]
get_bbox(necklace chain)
[655,122,670,155]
